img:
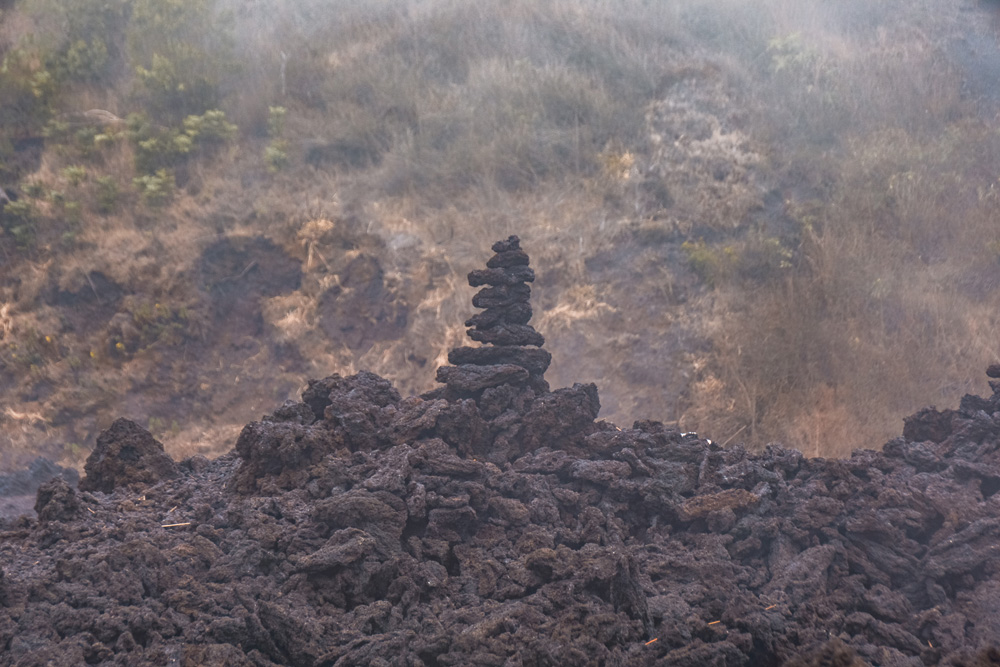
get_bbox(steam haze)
[0,0,997,472]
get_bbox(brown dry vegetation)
[0,0,998,470]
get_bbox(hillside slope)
[1,0,999,472]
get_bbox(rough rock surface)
[435,235,551,399]
[1,238,1000,666]
[78,417,180,494]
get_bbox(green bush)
[681,239,736,288]
[183,109,238,145]
[61,165,87,186]
[133,169,174,207]
[265,140,289,172]
[128,0,236,121]
[1,200,37,248]
[267,106,287,137]
[56,38,110,81]
[264,106,288,171]
[128,110,237,174]
[0,47,56,138]
[95,176,119,214]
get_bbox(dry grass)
[1,0,997,470]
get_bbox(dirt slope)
[1,239,1000,666]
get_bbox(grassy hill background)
[1,0,998,471]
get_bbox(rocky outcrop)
[2,240,1000,666]
[435,235,551,398]
[78,418,179,493]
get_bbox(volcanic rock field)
[2,238,1000,666]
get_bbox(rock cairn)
[436,236,551,397]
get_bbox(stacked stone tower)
[436,236,550,397]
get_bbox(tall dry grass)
[1,0,997,469]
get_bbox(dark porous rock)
[449,346,551,377]
[436,363,529,393]
[486,249,530,268]
[466,302,532,329]
[303,371,401,423]
[265,400,316,425]
[79,418,179,493]
[292,527,376,574]
[467,323,545,347]
[491,235,522,253]
[232,420,334,495]
[520,383,601,453]
[472,283,531,308]
[903,406,957,444]
[34,477,81,523]
[468,265,535,287]
[301,375,342,421]
[322,371,404,451]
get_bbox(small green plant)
[147,417,181,439]
[74,127,99,158]
[681,239,736,288]
[93,132,117,150]
[95,176,119,214]
[735,236,794,283]
[62,165,87,187]
[133,169,174,207]
[264,106,289,172]
[267,106,286,137]
[42,119,72,142]
[23,182,45,199]
[0,47,56,136]
[62,200,82,224]
[129,301,190,348]
[57,38,110,81]
[265,141,289,172]
[183,109,237,145]
[1,200,36,248]
[128,110,236,175]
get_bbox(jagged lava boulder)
[78,417,179,493]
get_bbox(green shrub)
[95,176,119,214]
[133,169,174,207]
[264,106,289,171]
[1,200,36,248]
[57,38,110,81]
[681,239,736,288]
[267,106,287,137]
[183,109,238,145]
[265,140,289,172]
[127,113,188,174]
[61,165,87,186]
[128,110,236,174]
[0,47,56,138]
[735,236,794,283]
[128,0,235,121]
